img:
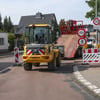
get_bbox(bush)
[8,33,15,51]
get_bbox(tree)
[85,0,100,20]
[51,19,59,42]
[3,16,14,32]
[8,16,14,32]
[3,16,8,32]
[0,14,3,31]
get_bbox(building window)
[0,38,4,45]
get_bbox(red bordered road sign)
[78,38,87,46]
[93,18,100,25]
[77,28,86,37]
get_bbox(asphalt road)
[0,56,14,71]
[0,57,99,100]
[0,53,22,71]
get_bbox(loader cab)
[25,24,52,44]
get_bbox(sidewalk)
[73,63,100,97]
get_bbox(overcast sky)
[0,0,92,25]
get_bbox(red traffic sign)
[93,18,100,25]
[77,28,86,37]
[78,38,87,46]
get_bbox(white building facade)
[0,33,8,51]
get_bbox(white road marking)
[93,89,100,94]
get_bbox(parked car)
[87,37,96,48]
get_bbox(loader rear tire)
[24,63,32,71]
[56,53,61,67]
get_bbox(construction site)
[1,9,100,100]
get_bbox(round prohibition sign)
[77,28,86,37]
[78,38,87,46]
[93,18,100,25]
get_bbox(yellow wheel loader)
[22,24,61,71]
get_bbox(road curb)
[13,62,23,66]
[73,65,100,97]
[0,67,10,73]
[0,55,13,58]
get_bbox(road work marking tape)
[73,66,100,97]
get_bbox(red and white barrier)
[83,48,100,63]
[83,48,98,54]
[14,47,20,66]
[14,47,22,66]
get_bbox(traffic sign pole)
[96,0,98,45]
[93,18,100,44]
